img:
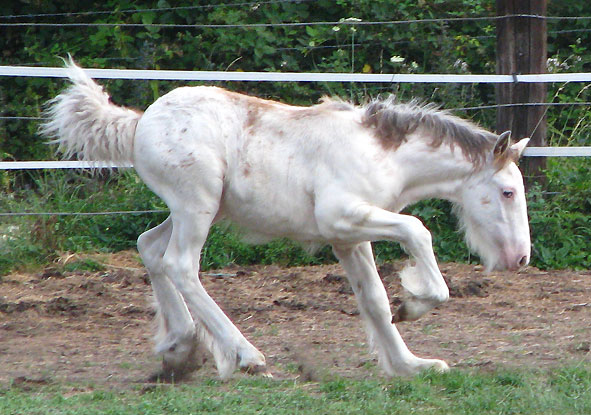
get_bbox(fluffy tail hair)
[39,57,142,163]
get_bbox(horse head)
[457,131,531,272]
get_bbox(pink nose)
[507,253,529,271]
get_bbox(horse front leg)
[384,213,450,323]
[320,204,449,322]
[333,242,448,376]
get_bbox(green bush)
[527,159,591,269]
[0,171,166,274]
[1,1,590,272]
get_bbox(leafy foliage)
[527,159,591,269]
[1,1,591,272]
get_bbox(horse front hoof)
[430,359,450,373]
[392,295,444,323]
[392,301,417,323]
[240,363,272,378]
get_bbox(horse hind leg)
[137,217,204,380]
[161,205,268,379]
[133,127,267,378]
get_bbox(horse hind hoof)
[151,347,206,383]
[148,357,202,383]
[432,360,450,373]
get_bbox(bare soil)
[1,251,590,388]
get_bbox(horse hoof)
[240,363,272,378]
[392,296,440,323]
[153,349,206,383]
[432,360,450,373]
[149,360,197,383]
[392,301,412,323]
[147,367,186,383]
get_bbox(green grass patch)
[3,156,591,275]
[1,366,590,414]
[61,258,106,273]
[0,170,337,276]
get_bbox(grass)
[3,154,591,275]
[0,170,337,276]
[1,366,590,414]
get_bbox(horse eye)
[502,190,514,199]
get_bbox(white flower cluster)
[453,59,469,73]
[547,57,570,72]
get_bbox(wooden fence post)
[496,0,548,186]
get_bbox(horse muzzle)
[499,247,530,271]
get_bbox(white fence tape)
[2,65,591,83]
[0,148,589,170]
[522,147,591,157]
[0,161,132,170]
[1,66,590,168]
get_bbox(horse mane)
[317,96,356,112]
[361,96,497,165]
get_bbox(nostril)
[518,255,528,267]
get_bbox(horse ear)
[510,137,530,160]
[494,133,530,166]
[493,131,512,158]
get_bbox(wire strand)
[2,14,591,30]
[0,210,168,217]
[453,102,591,111]
[0,0,313,20]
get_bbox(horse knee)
[161,252,199,293]
[401,217,433,253]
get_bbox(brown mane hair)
[361,96,497,165]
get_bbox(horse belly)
[220,172,321,243]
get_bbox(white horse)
[40,60,531,379]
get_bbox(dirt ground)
[1,251,590,388]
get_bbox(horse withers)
[40,59,531,379]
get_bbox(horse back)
[135,86,381,242]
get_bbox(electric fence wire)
[2,14,591,29]
[0,0,315,20]
[0,210,168,217]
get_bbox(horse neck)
[393,139,479,207]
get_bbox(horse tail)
[39,57,141,164]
